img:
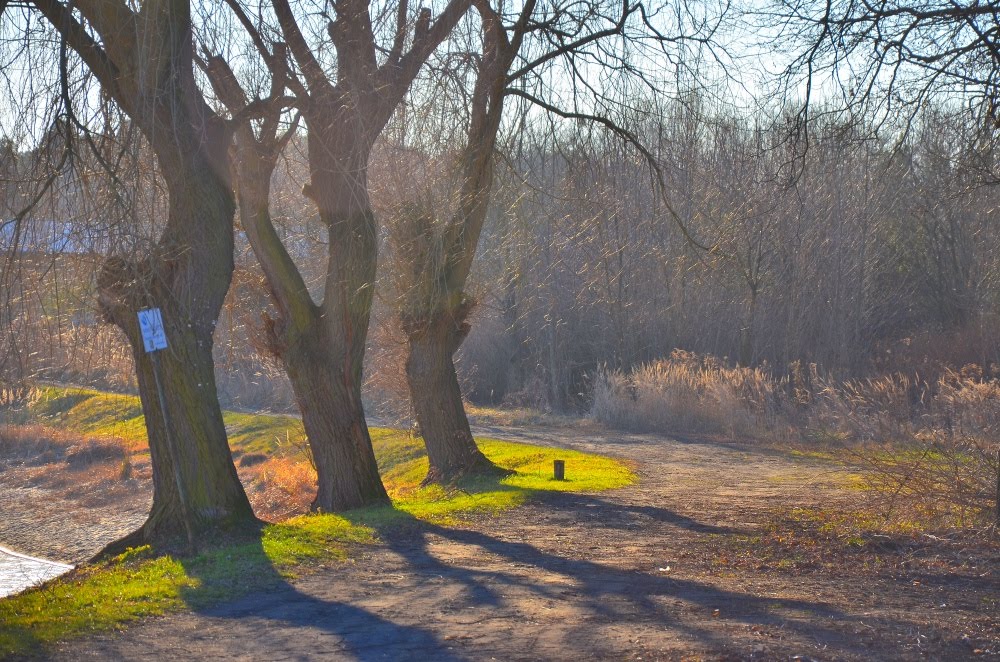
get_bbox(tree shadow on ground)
[176,533,465,662]
[343,500,905,658]
[538,491,747,534]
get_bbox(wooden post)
[553,459,565,481]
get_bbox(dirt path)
[23,428,1000,660]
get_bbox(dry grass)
[592,351,1000,528]
[463,402,578,429]
[0,423,143,508]
[0,424,128,467]
[239,457,317,521]
[0,420,316,524]
[591,350,787,438]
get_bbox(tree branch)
[30,0,126,104]
[506,87,713,252]
[271,0,329,94]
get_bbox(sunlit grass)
[0,516,376,656]
[0,385,635,657]
[16,386,305,456]
[379,436,635,524]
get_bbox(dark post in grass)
[553,460,565,481]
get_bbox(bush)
[591,350,787,438]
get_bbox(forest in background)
[5,97,999,416]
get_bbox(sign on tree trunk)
[138,308,168,353]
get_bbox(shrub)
[591,350,787,438]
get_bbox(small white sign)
[137,308,168,353]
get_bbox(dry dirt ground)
[0,455,149,566]
[5,426,1000,661]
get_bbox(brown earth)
[0,447,149,566]
[4,425,999,660]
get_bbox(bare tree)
[388,0,519,482]
[21,0,256,545]
[196,0,473,510]
[385,0,726,478]
[772,0,1000,157]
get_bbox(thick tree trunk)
[128,318,255,539]
[302,123,389,509]
[404,312,510,484]
[32,0,257,554]
[282,324,388,510]
[239,122,389,512]
[240,207,390,512]
[97,160,256,548]
[228,0,473,509]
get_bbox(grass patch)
[11,386,306,457]
[0,516,375,656]
[0,385,635,658]
[12,387,147,450]
[788,448,840,463]
[378,436,634,524]
[463,403,576,428]
[711,505,940,578]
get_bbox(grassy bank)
[0,386,634,657]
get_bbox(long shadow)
[387,519,877,655]
[328,478,923,659]
[176,532,465,662]
[532,491,745,535]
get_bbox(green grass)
[0,516,376,656]
[0,385,635,658]
[13,386,307,456]
[12,386,148,448]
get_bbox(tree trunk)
[404,311,509,484]
[243,118,389,512]
[129,318,254,539]
[97,165,256,547]
[234,149,389,512]
[278,316,389,510]
[233,0,474,509]
[31,0,257,552]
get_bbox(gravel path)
[0,478,147,599]
[37,427,996,661]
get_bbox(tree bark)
[234,131,389,512]
[209,54,393,512]
[392,2,517,483]
[281,319,388,509]
[30,0,258,547]
[301,121,391,509]
[248,0,475,507]
[96,149,256,546]
[124,309,253,540]
[404,309,509,483]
